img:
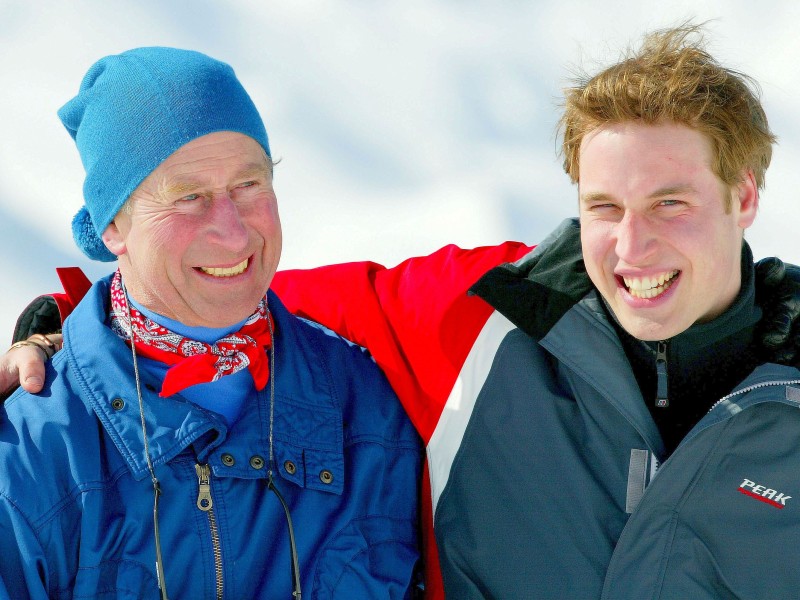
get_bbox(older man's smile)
[198,257,250,278]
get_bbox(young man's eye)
[591,203,618,211]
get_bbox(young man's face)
[578,121,758,341]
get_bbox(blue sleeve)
[0,498,50,599]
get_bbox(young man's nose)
[614,211,657,264]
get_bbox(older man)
[0,48,421,599]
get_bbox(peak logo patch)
[738,478,791,509]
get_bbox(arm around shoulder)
[2,266,89,399]
[271,241,533,442]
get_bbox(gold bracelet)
[8,337,57,360]
[28,334,57,354]
[8,340,46,355]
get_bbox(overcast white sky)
[1,1,798,340]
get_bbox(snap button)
[250,455,265,470]
[283,460,297,475]
[111,398,125,411]
[221,454,235,467]
[319,469,334,484]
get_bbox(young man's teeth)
[200,259,248,277]
[623,270,679,299]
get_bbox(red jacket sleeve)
[271,241,532,444]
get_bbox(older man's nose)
[207,193,249,251]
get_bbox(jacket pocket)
[57,559,158,599]
[312,515,420,599]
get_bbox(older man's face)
[103,131,282,328]
[578,121,758,341]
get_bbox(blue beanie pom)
[60,47,270,262]
[71,206,117,262]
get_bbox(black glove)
[13,295,61,344]
[754,257,800,366]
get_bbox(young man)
[269,25,800,597]
[0,48,421,598]
[5,24,800,599]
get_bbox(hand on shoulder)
[0,334,62,398]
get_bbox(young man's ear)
[735,169,759,229]
[101,220,127,257]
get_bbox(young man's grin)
[619,270,681,299]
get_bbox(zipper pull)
[195,463,213,511]
[655,341,668,408]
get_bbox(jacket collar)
[469,218,591,341]
[544,290,668,456]
[468,218,772,455]
[62,276,344,493]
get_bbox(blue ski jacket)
[0,276,422,599]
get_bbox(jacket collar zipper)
[196,463,224,600]
[655,341,669,408]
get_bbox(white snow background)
[1,1,798,341]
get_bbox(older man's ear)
[101,221,127,257]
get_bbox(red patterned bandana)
[109,270,273,397]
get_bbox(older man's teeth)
[623,270,679,299]
[200,259,248,277]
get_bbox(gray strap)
[786,386,800,404]
[626,449,649,514]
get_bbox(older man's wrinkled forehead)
[150,136,273,202]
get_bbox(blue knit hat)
[59,47,271,261]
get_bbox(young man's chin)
[614,310,689,342]
[604,280,690,341]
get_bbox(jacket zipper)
[706,378,800,415]
[654,341,668,408]
[603,378,800,599]
[196,463,224,600]
[655,379,800,480]
[654,379,800,475]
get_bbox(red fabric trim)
[53,267,93,323]
[421,459,445,599]
[50,293,74,326]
